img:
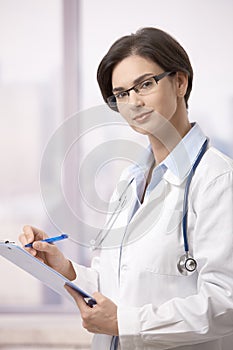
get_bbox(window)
[0,0,71,312]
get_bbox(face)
[111,55,186,137]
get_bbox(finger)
[31,226,48,240]
[92,291,105,303]
[26,247,38,256]
[32,241,60,255]
[18,234,37,258]
[64,285,89,312]
[22,225,36,243]
[21,225,36,245]
[18,232,30,246]
[34,256,45,263]
[23,225,47,242]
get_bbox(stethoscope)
[97,139,209,350]
[89,177,134,250]
[177,138,208,275]
[91,139,208,276]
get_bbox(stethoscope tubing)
[182,139,208,253]
[91,138,209,276]
[91,178,134,249]
[109,140,208,349]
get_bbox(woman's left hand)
[65,285,119,336]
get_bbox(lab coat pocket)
[144,210,185,276]
[140,270,197,305]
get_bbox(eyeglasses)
[107,71,175,109]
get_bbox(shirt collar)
[127,146,154,200]
[163,122,207,184]
[128,123,207,190]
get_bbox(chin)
[131,125,150,135]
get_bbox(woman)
[19,27,233,350]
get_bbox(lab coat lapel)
[122,171,190,245]
[123,179,167,243]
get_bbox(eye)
[139,79,154,90]
[115,91,128,100]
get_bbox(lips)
[133,110,153,123]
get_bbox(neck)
[148,113,191,164]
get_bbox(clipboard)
[0,242,96,307]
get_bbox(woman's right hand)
[19,225,76,281]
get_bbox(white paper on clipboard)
[0,242,96,306]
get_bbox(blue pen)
[25,234,69,248]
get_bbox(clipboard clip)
[0,240,15,250]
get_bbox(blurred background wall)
[0,0,232,348]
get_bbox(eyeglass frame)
[107,71,176,109]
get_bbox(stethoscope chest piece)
[177,252,197,276]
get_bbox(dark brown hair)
[97,27,193,111]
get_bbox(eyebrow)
[112,73,154,93]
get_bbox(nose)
[128,90,145,109]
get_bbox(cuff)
[72,262,99,295]
[117,305,144,349]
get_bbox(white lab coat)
[72,146,233,350]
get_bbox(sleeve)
[118,171,233,349]
[71,256,100,295]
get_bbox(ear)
[175,71,189,98]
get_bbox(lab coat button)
[121,264,127,271]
